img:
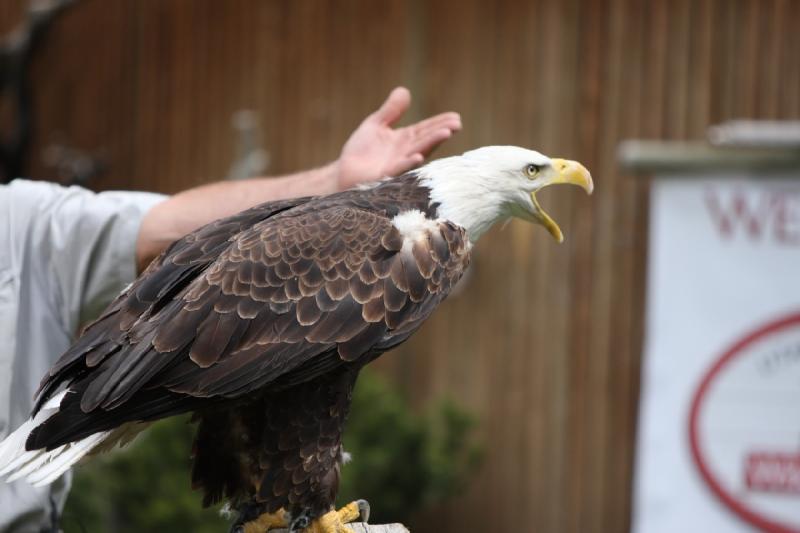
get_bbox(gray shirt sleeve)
[0,180,166,533]
[7,179,166,332]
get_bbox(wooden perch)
[272,524,408,533]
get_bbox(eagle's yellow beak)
[531,159,593,243]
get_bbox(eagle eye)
[524,163,541,178]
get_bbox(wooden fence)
[3,0,799,531]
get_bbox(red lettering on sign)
[745,452,800,495]
[705,188,800,246]
[774,196,800,245]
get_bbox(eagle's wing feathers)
[29,202,469,450]
[34,198,306,412]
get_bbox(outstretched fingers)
[412,111,462,137]
[410,126,455,157]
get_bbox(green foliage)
[63,370,480,532]
[63,415,228,533]
[337,371,481,524]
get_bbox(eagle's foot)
[305,500,370,533]
[237,508,288,533]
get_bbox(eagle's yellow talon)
[334,500,364,524]
[306,500,368,533]
[241,508,288,532]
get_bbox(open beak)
[530,158,593,243]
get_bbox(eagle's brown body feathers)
[28,175,470,519]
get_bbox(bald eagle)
[0,146,591,532]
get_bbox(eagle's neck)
[414,157,506,243]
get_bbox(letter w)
[705,188,772,241]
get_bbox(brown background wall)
[2,1,799,532]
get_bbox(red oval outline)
[689,311,800,533]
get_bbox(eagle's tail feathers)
[0,418,40,472]
[0,390,69,476]
[22,432,108,486]
[0,390,114,487]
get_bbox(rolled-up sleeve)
[7,180,166,331]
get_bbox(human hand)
[336,87,462,190]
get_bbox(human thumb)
[374,87,411,126]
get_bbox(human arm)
[136,87,460,271]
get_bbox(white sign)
[633,175,800,533]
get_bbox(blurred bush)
[62,370,480,532]
[337,370,481,524]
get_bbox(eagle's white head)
[416,145,593,242]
